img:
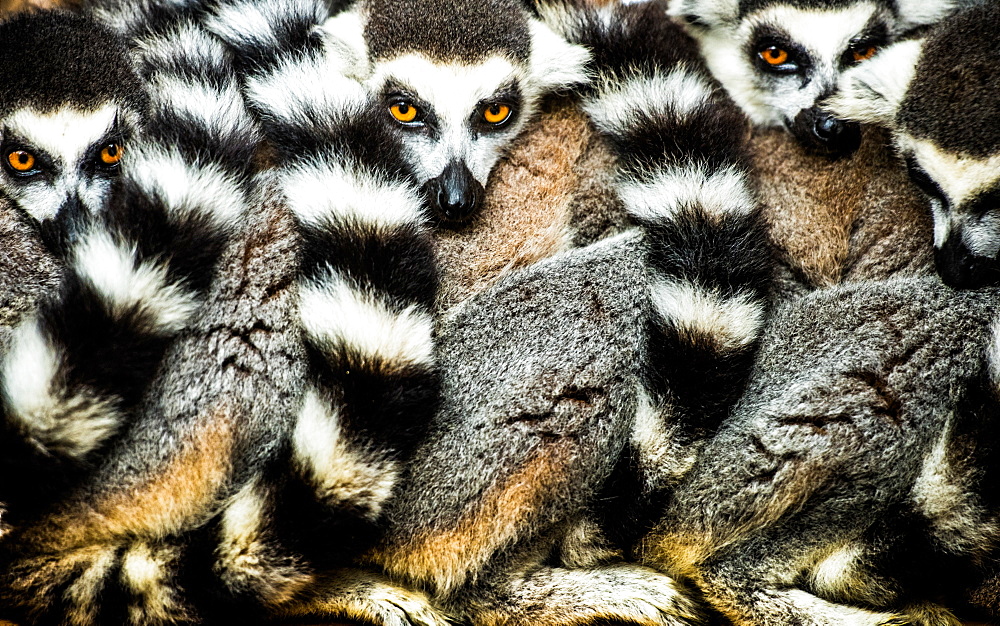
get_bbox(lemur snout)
[38,194,87,255]
[792,106,861,156]
[424,159,485,225]
[935,235,1000,289]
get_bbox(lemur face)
[367,54,531,225]
[0,105,132,224]
[0,12,145,230]
[901,136,1000,288]
[672,0,949,155]
[828,4,1000,288]
[356,0,589,226]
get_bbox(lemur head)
[669,0,955,155]
[0,12,146,230]
[828,3,1000,288]
[323,0,589,226]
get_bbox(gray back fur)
[375,231,646,595]
[652,277,1000,622]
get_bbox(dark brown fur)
[754,125,934,294]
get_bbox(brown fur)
[370,441,575,593]
[17,408,235,554]
[0,0,76,14]
[754,126,934,293]
[433,96,623,313]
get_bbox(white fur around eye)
[826,38,925,127]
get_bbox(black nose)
[791,106,861,156]
[813,112,844,141]
[37,194,87,257]
[423,160,485,225]
[935,235,1000,289]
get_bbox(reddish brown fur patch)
[370,442,574,593]
[23,404,235,553]
[434,99,598,312]
[754,126,933,289]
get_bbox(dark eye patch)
[747,25,809,75]
[904,156,948,205]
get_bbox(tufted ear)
[894,0,958,30]
[318,8,371,80]
[824,38,925,128]
[666,0,739,29]
[527,18,591,92]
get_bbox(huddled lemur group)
[0,0,997,623]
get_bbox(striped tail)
[536,0,776,544]
[545,0,774,440]
[204,0,440,570]
[0,17,262,626]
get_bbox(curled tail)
[535,0,776,546]
[0,11,257,517]
[543,0,774,437]
[204,0,440,575]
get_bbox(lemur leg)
[276,569,453,626]
[466,564,702,626]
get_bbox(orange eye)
[100,143,123,165]
[759,46,789,65]
[390,102,419,123]
[483,103,511,124]
[852,46,877,62]
[6,150,35,172]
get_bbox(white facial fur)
[1,104,122,222]
[824,38,923,127]
[366,54,532,187]
[686,2,892,127]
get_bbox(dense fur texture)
[0,11,160,529]
[667,0,949,297]
[0,11,147,224]
[828,3,1000,288]
[754,125,934,295]
[360,1,778,624]
[648,277,1000,625]
[313,0,590,225]
[433,95,625,313]
[0,10,264,624]
[0,194,61,329]
[668,0,956,153]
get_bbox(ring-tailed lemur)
[208,0,589,226]
[648,276,1000,626]
[0,10,147,247]
[1,2,453,624]
[667,0,959,155]
[0,10,166,525]
[352,1,777,623]
[827,2,1000,289]
[0,10,266,624]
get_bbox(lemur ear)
[318,8,370,80]
[527,18,591,91]
[666,0,739,29]
[825,38,924,128]
[894,0,956,30]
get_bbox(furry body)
[648,277,1000,625]
[754,125,934,295]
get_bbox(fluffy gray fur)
[0,193,60,331]
[648,276,1000,625]
[369,231,699,625]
